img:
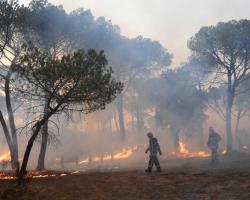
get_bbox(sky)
[19,0,250,67]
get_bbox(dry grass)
[0,156,250,200]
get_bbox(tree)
[68,9,172,140]
[14,45,122,183]
[188,20,250,154]
[155,69,207,150]
[234,75,250,150]
[0,0,26,173]
[23,0,71,171]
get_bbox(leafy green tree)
[15,45,122,183]
[234,75,250,150]
[23,0,71,171]
[69,9,172,140]
[188,20,250,154]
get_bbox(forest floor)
[0,153,250,200]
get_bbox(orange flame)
[113,148,133,160]
[0,171,70,180]
[221,150,227,155]
[79,158,88,164]
[172,139,210,158]
[0,152,11,162]
[79,146,137,164]
[243,146,248,150]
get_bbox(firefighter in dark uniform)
[145,132,162,172]
[207,127,222,165]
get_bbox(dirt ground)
[0,155,250,200]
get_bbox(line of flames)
[1,141,245,180]
[0,171,79,180]
[0,146,138,180]
[79,145,138,164]
[172,138,228,158]
[0,152,11,162]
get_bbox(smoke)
[0,1,250,172]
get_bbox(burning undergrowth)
[171,138,210,158]
[0,171,73,180]
[79,145,138,164]
[0,137,233,180]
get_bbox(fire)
[103,155,112,161]
[113,148,133,160]
[32,174,50,179]
[79,146,136,164]
[0,171,71,180]
[221,150,227,155]
[79,158,88,164]
[172,139,210,158]
[0,152,11,162]
[71,170,80,174]
[243,146,248,150]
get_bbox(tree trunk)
[172,128,180,151]
[109,117,113,135]
[5,71,19,173]
[18,121,44,184]
[198,83,205,148]
[136,104,143,134]
[18,107,55,184]
[198,127,205,149]
[226,76,234,155]
[75,157,79,169]
[235,109,241,151]
[37,103,50,171]
[226,106,233,154]
[60,157,65,170]
[37,120,49,171]
[0,110,16,168]
[116,95,126,141]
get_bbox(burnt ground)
[0,155,250,200]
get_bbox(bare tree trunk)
[0,110,15,166]
[226,76,234,155]
[60,157,65,170]
[75,157,79,169]
[136,104,143,134]
[198,83,205,148]
[200,128,205,148]
[37,102,50,171]
[116,95,126,141]
[235,109,241,151]
[113,111,119,133]
[18,108,55,184]
[226,116,233,154]
[172,128,180,151]
[18,121,44,184]
[88,154,92,163]
[5,71,19,173]
[37,120,49,171]
[226,107,233,154]
[109,117,113,135]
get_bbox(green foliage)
[14,44,123,115]
[188,20,250,81]
[0,0,25,55]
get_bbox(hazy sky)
[20,0,250,67]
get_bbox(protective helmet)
[209,126,214,132]
[147,132,153,138]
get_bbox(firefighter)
[207,127,221,165]
[145,132,162,173]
